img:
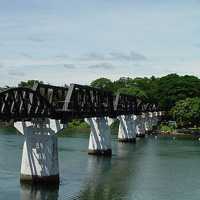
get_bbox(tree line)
[1,73,200,129]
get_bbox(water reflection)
[73,138,148,200]
[2,127,200,200]
[20,183,59,200]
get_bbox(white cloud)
[26,37,43,43]
[110,51,147,60]
[86,52,105,60]
[133,63,140,67]
[55,53,68,59]
[9,70,25,76]
[21,53,34,58]
[195,43,200,48]
[89,62,114,70]
[62,63,76,69]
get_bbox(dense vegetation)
[1,73,200,129]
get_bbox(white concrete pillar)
[84,117,116,156]
[136,113,146,137]
[14,119,67,184]
[145,112,153,133]
[152,112,158,127]
[117,115,136,142]
[157,111,162,124]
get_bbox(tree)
[157,74,200,111]
[113,77,134,89]
[18,80,44,88]
[117,86,148,102]
[0,85,11,91]
[90,78,114,93]
[171,97,200,128]
[132,76,159,104]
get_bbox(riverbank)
[156,129,200,136]
[1,123,200,136]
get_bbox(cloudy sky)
[1,0,200,87]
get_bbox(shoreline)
[1,124,200,136]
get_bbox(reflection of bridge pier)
[20,182,59,200]
[75,137,148,200]
[0,83,161,185]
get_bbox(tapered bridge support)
[14,119,67,185]
[145,112,153,133]
[118,115,136,142]
[84,117,116,156]
[136,113,146,137]
[152,112,158,127]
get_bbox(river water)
[0,126,200,200]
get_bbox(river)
[0,126,200,200]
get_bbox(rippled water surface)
[1,126,200,200]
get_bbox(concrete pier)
[14,119,67,184]
[152,112,158,127]
[85,117,115,156]
[145,112,153,133]
[118,115,136,142]
[136,113,146,137]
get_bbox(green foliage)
[67,119,90,129]
[156,125,175,132]
[90,74,200,111]
[171,97,200,128]
[0,85,11,91]
[117,86,147,102]
[157,74,200,110]
[90,78,114,92]
[131,76,159,104]
[113,77,134,89]
[110,120,119,130]
[18,80,44,88]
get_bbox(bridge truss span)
[58,83,115,119]
[0,87,56,122]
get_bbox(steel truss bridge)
[0,83,159,123]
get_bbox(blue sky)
[1,0,200,87]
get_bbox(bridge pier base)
[145,112,153,134]
[152,112,158,127]
[14,119,66,185]
[85,117,115,156]
[118,115,136,142]
[136,113,146,137]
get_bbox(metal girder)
[32,83,68,108]
[114,93,138,115]
[56,84,115,120]
[0,83,160,122]
[0,87,56,122]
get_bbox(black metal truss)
[0,83,160,122]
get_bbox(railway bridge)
[0,83,161,184]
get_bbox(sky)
[1,0,200,87]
